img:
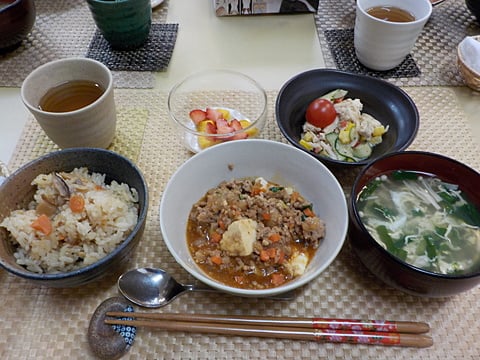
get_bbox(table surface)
[1,1,479,359]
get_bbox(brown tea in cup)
[21,58,116,149]
[38,80,105,113]
[367,6,415,23]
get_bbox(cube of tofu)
[285,252,309,277]
[219,218,257,256]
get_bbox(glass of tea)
[354,0,432,71]
[20,58,116,149]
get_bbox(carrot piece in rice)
[31,214,53,236]
[69,194,85,213]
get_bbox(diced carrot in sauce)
[262,212,271,221]
[290,191,300,203]
[210,231,222,243]
[260,249,270,262]
[251,185,265,196]
[271,273,285,286]
[31,214,53,236]
[267,247,277,258]
[211,255,223,265]
[276,250,286,264]
[218,219,226,230]
[268,233,281,242]
[261,247,278,262]
[303,207,315,217]
[69,194,85,213]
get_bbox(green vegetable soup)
[356,170,480,275]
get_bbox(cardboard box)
[214,0,319,16]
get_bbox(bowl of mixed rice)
[0,148,148,287]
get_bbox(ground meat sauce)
[187,177,326,289]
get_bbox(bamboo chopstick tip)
[419,322,431,333]
[418,334,434,348]
[400,333,434,348]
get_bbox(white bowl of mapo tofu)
[160,139,348,297]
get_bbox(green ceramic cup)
[86,0,152,50]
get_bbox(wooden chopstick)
[105,312,433,348]
[106,312,429,333]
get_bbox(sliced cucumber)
[325,132,369,162]
[352,142,373,159]
[325,132,338,147]
[321,89,348,102]
[335,138,355,160]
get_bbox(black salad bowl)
[275,69,419,168]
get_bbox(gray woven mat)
[315,0,480,86]
[86,23,178,72]
[0,0,174,89]
[3,88,479,359]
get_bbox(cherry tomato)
[305,98,337,128]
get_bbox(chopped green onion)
[437,190,459,204]
[376,225,408,261]
[453,203,480,226]
[391,170,419,180]
[358,178,382,201]
[372,204,396,222]
[269,186,284,193]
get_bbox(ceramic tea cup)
[354,0,432,71]
[0,0,36,53]
[466,0,480,25]
[21,58,116,149]
[86,0,152,50]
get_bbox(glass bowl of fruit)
[167,69,268,153]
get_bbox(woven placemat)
[2,88,480,359]
[324,29,421,79]
[10,99,151,166]
[0,0,174,89]
[315,0,480,87]
[86,23,178,72]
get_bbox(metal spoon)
[117,267,295,308]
